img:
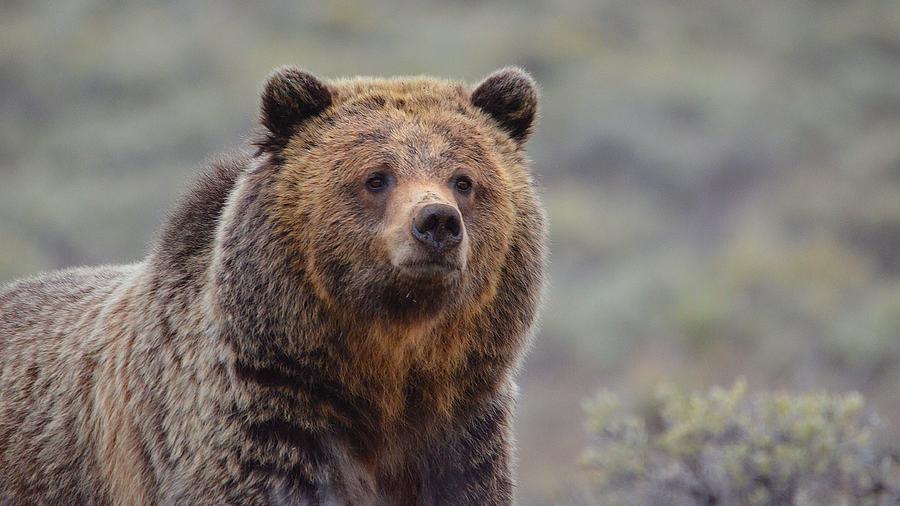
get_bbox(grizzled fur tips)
[0,66,546,505]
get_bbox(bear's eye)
[454,176,473,194]
[365,173,389,192]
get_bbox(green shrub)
[575,381,900,505]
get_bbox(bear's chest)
[261,439,429,506]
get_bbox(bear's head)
[256,67,540,327]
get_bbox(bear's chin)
[361,269,463,325]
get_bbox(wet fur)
[0,68,545,505]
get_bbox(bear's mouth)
[397,259,461,278]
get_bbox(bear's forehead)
[326,116,492,179]
[311,80,496,176]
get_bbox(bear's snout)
[412,203,463,254]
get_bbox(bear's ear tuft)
[260,66,332,137]
[471,67,538,144]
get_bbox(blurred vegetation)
[2,1,900,503]
[569,381,900,505]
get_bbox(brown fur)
[0,67,545,505]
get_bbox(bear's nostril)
[416,214,438,236]
[412,203,463,252]
[445,214,461,238]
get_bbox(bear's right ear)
[260,66,332,138]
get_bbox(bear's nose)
[412,203,463,253]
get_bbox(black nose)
[412,203,463,253]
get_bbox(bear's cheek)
[310,181,393,263]
[459,195,516,291]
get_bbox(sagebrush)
[572,381,900,505]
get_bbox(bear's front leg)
[423,388,516,506]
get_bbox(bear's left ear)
[471,67,539,144]
[260,66,333,138]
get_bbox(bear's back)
[0,265,136,349]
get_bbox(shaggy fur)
[0,66,546,505]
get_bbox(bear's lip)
[397,259,461,278]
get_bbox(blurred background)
[2,1,899,503]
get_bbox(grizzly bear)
[0,66,545,505]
